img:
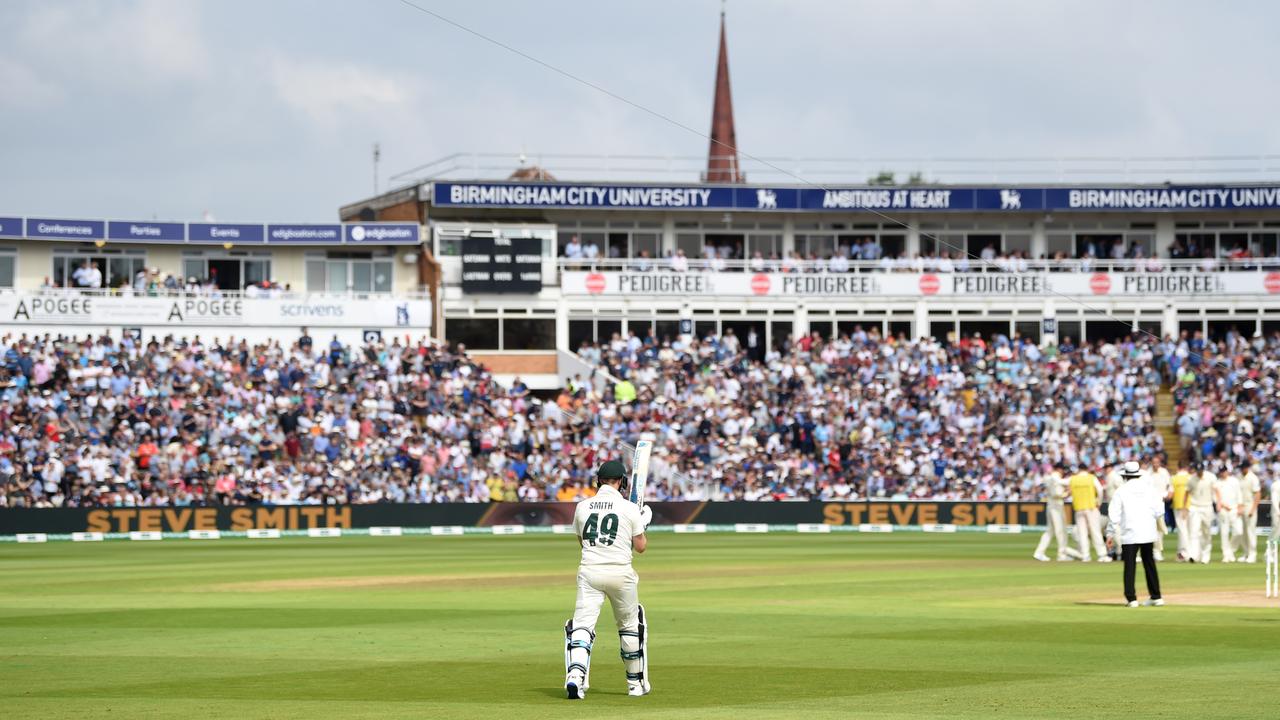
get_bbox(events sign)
[562,271,1280,298]
[433,181,1280,213]
[0,294,431,328]
[188,223,265,244]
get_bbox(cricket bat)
[629,440,653,508]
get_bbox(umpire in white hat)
[1106,461,1165,607]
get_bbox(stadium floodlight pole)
[373,143,382,194]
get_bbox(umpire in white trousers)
[1107,461,1165,607]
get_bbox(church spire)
[705,5,743,183]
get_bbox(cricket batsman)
[564,460,653,700]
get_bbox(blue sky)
[1,0,1277,221]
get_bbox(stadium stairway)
[1155,386,1182,462]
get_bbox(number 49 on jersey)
[581,512,619,546]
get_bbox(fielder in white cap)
[1106,461,1165,607]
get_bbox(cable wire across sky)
[391,0,1240,370]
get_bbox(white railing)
[394,151,1280,185]
[554,257,1276,274]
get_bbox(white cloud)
[15,0,209,87]
[0,58,64,108]
[269,55,410,133]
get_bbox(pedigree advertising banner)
[563,271,1280,298]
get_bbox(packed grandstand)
[0,323,1269,508]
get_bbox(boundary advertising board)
[2,502,1267,535]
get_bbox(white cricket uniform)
[572,484,646,631]
[1239,471,1261,562]
[1186,472,1216,564]
[565,483,650,694]
[1148,467,1172,560]
[1272,479,1280,543]
[1035,472,1075,560]
[1214,473,1244,562]
[1103,470,1123,552]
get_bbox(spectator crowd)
[0,323,1276,508]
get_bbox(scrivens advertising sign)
[0,294,432,328]
[563,271,1278,297]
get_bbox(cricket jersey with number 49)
[574,484,645,567]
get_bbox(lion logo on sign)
[756,189,778,209]
[1000,190,1022,210]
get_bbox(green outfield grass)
[2,532,1277,719]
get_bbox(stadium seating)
[0,327,1271,507]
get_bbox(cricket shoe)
[1126,601,1139,608]
[565,671,586,700]
[1033,553,1050,562]
[1144,598,1165,607]
[627,680,651,697]
[1098,556,1114,563]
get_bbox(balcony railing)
[554,257,1277,274]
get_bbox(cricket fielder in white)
[1273,477,1280,546]
[1238,462,1262,563]
[1034,464,1081,561]
[1147,455,1172,561]
[564,460,653,700]
[1186,464,1216,564]
[1214,466,1244,563]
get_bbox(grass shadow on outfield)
[25,660,1054,708]
[0,607,495,630]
